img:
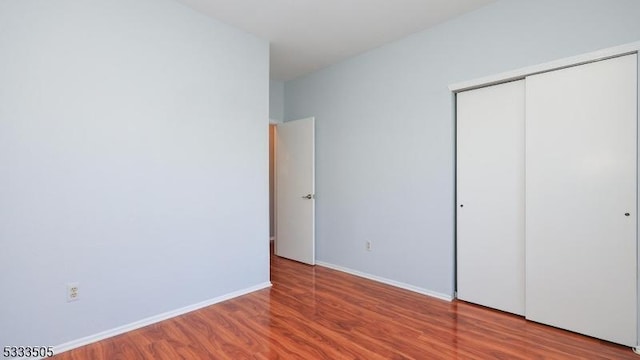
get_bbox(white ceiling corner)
[176,0,497,81]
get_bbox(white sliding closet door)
[457,80,525,315]
[526,54,637,346]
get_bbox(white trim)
[449,41,640,92]
[52,282,272,357]
[316,261,453,302]
[310,117,316,266]
[637,54,640,349]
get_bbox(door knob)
[302,194,313,199]
[625,213,630,216]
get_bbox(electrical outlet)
[67,282,79,302]
[366,241,372,251]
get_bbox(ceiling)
[176,0,497,81]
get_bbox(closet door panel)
[525,54,637,346]
[456,80,525,315]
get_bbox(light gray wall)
[0,0,269,348]
[284,0,640,298]
[270,80,284,122]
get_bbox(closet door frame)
[450,41,640,349]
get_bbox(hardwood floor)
[53,250,637,359]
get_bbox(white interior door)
[456,80,525,315]
[525,54,637,346]
[275,117,315,265]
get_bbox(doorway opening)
[269,124,276,247]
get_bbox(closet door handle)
[625,213,630,216]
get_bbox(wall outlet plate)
[67,282,79,302]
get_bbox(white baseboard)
[52,282,272,357]
[316,261,453,302]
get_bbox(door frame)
[269,121,278,245]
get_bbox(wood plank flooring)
[52,249,637,359]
